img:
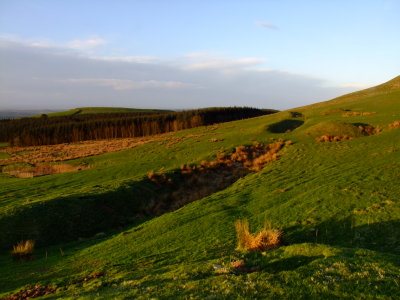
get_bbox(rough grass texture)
[0,137,160,165]
[11,240,35,262]
[3,164,87,178]
[235,219,282,251]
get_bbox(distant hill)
[37,107,174,117]
[0,109,56,119]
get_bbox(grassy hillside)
[0,77,399,299]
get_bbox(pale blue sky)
[0,0,399,110]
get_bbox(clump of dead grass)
[316,135,352,142]
[11,240,35,262]
[357,124,381,135]
[147,170,169,184]
[389,121,400,129]
[342,111,376,117]
[234,219,282,252]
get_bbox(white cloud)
[340,83,376,89]
[63,78,201,91]
[67,37,107,50]
[183,56,265,71]
[0,38,350,110]
[255,21,278,30]
[91,56,157,63]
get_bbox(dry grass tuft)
[389,120,400,129]
[235,219,282,252]
[316,135,352,142]
[11,240,35,261]
[357,125,381,135]
[342,111,376,117]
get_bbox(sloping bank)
[0,140,290,249]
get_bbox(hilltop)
[0,76,399,299]
[39,107,173,117]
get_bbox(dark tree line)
[0,107,277,146]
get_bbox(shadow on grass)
[0,163,251,249]
[285,217,400,258]
[267,119,304,133]
[264,255,319,273]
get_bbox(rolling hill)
[37,107,173,117]
[0,76,399,299]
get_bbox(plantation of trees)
[0,107,277,146]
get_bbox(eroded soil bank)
[0,140,289,248]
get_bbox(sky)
[0,0,399,111]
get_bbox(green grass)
[1,77,400,299]
[0,152,10,159]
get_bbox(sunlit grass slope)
[0,76,399,299]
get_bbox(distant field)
[0,77,399,299]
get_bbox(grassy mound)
[303,120,363,138]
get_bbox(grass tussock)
[11,240,35,261]
[389,120,400,128]
[235,219,282,252]
[316,135,352,142]
[342,111,376,117]
[357,124,382,135]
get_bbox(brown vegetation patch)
[3,164,87,178]
[315,135,352,142]
[235,219,282,252]
[389,120,400,128]
[357,124,381,135]
[71,271,105,284]
[144,140,287,215]
[0,136,164,165]
[354,200,396,215]
[342,111,376,117]
[11,240,35,262]
[230,260,259,274]
[3,285,56,300]
[209,138,223,142]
